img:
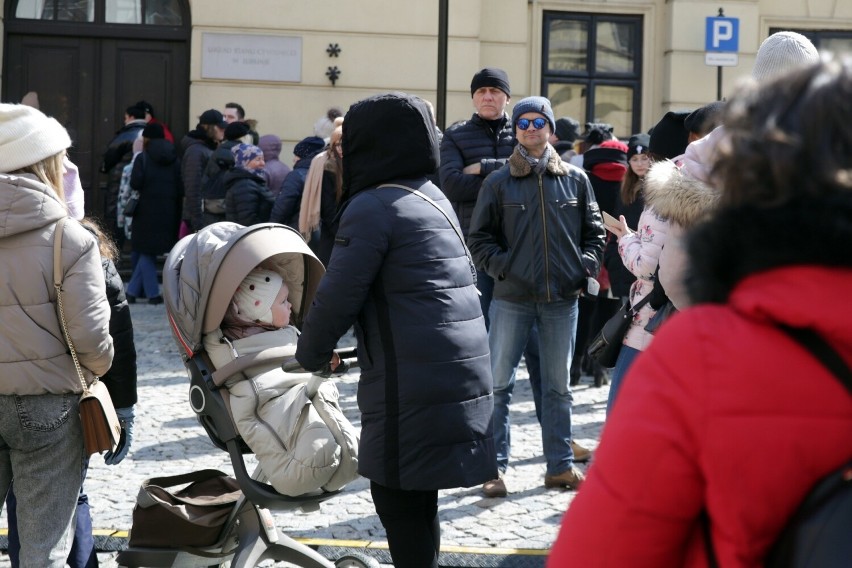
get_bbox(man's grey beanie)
[511,96,556,133]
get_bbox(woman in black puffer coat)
[224,143,274,226]
[296,93,496,568]
[127,123,183,303]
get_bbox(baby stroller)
[117,222,374,568]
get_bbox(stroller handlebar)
[282,347,358,377]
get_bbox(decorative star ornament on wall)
[326,66,341,86]
[326,43,342,57]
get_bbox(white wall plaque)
[202,33,302,82]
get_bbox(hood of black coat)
[146,138,178,165]
[342,92,439,199]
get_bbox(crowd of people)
[1,29,850,568]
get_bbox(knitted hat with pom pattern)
[231,143,264,170]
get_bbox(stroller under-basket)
[116,222,375,568]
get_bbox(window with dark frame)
[770,28,852,58]
[542,11,643,139]
[14,0,183,25]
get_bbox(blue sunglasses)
[516,117,548,130]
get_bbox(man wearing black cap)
[179,109,226,231]
[468,96,605,497]
[440,67,514,246]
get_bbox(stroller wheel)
[335,551,381,568]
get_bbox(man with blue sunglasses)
[468,96,606,496]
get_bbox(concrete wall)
[185,0,533,152]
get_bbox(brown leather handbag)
[53,217,121,455]
[128,470,243,548]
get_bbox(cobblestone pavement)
[0,302,610,566]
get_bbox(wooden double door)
[3,32,189,220]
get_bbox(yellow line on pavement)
[0,529,550,556]
[291,537,549,555]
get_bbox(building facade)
[2,0,850,218]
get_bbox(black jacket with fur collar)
[468,144,606,302]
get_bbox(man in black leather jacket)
[468,96,605,497]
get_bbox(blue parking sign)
[706,17,739,52]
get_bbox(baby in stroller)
[120,222,370,567]
[203,265,359,497]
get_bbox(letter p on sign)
[713,21,733,48]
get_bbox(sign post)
[705,8,739,100]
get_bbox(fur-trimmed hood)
[509,143,572,177]
[686,194,852,304]
[644,159,720,228]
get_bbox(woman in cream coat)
[0,103,114,567]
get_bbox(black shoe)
[580,352,593,376]
[125,294,136,304]
[569,370,581,387]
[148,296,163,305]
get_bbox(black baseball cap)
[199,109,227,128]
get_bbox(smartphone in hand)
[602,211,621,232]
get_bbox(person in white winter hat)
[752,31,820,82]
[0,103,115,567]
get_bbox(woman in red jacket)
[549,57,852,567]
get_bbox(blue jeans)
[6,465,98,568]
[489,298,578,476]
[478,270,544,423]
[606,345,642,415]
[476,269,494,329]
[126,252,160,299]
[0,393,84,567]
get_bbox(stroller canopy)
[163,222,325,359]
